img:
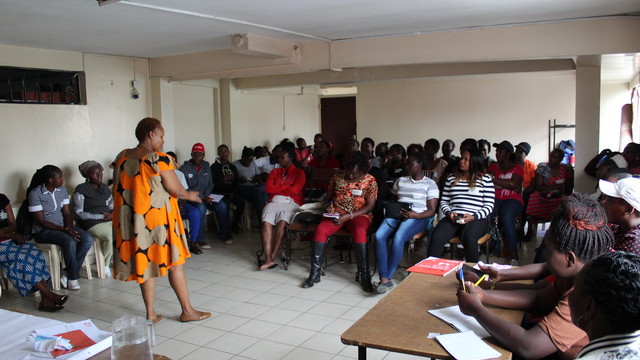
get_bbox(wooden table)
[341,272,524,360]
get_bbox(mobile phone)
[462,264,485,278]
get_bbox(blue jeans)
[36,227,93,280]
[375,217,433,280]
[493,199,523,255]
[184,200,230,242]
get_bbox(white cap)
[599,177,640,212]
[610,154,628,169]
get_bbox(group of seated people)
[0,161,114,310]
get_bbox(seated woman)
[360,137,375,163]
[295,137,313,167]
[427,148,494,262]
[303,151,378,292]
[233,146,269,224]
[525,148,574,241]
[478,139,495,169]
[258,146,306,270]
[73,161,113,277]
[28,165,93,290]
[487,141,524,265]
[439,139,457,165]
[423,138,448,185]
[0,193,68,311]
[569,252,640,359]
[374,151,438,293]
[457,193,614,359]
[383,143,407,181]
[599,177,640,253]
[370,142,389,169]
[308,140,340,170]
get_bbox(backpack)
[15,199,34,239]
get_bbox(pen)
[474,274,487,287]
[458,268,466,292]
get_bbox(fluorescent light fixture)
[97,0,124,7]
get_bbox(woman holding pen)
[456,193,614,359]
[302,151,378,292]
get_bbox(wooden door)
[320,96,357,155]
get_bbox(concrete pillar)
[150,78,176,151]
[219,79,234,157]
[574,56,601,193]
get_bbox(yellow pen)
[474,274,487,287]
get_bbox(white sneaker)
[68,280,80,290]
[60,274,68,289]
[104,266,112,278]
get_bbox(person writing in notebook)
[456,193,614,359]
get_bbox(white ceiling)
[1,0,639,81]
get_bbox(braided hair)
[26,165,62,198]
[548,193,613,262]
[582,252,640,333]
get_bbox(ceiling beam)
[233,59,576,89]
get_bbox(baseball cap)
[515,142,531,155]
[191,143,205,153]
[599,177,640,211]
[492,140,514,154]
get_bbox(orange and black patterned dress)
[112,150,190,283]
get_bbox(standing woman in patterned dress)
[112,117,210,323]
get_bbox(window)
[0,66,86,104]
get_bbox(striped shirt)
[576,331,640,360]
[440,173,495,220]
[392,176,439,214]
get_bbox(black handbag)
[383,201,412,220]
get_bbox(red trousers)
[313,215,371,244]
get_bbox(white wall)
[356,72,576,165]
[600,83,631,152]
[229,90,320,161]
[172,83,216,164]
[0,46,151,203]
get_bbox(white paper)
[436,331,500,360]
[428,305,491,338]
[476,261,512,271]
[34,320,111,360]
[208,194,224,202]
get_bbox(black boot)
[302,241,326,288]
[355,243,373,292]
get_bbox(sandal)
[179,312,211,323]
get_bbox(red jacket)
[265,165,306,205]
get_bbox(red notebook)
[407,257,464,276]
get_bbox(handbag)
[383,201,412,220]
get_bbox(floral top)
[326,173,378,221]
[536,163,573,186]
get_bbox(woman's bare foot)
[259,261,277,271]
[147,315,163,324]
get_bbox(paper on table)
[33,320,110,360]
[436,331,500,360]
[428,305,491,338]
[208,194,224,203]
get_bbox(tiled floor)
[0,226,543,359]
